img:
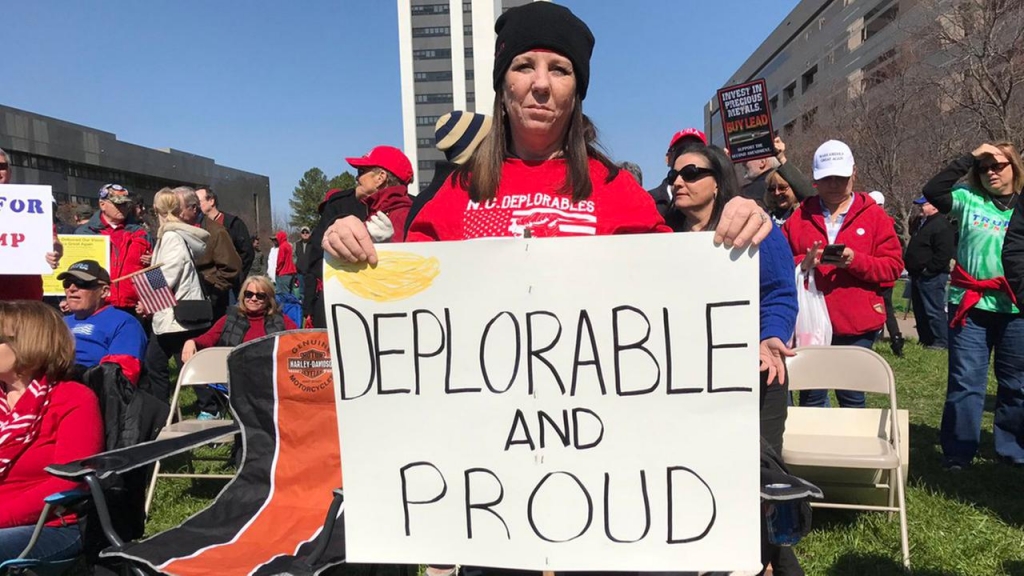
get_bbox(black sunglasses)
[62,278,102,290]
[669,164,716,183]
[979,161,1011,174]
[0,163,8,170]
[243,290,269,302]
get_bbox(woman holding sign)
[320,2,773,260]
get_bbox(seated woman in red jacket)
[0,300,103,562]
[182,275,297,365]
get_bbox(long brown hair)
[968,141,1024,194]
[456,94,619,203]
[0,301,74,383]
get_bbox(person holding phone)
[782,140,903,408]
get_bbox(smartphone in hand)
[820,243,846,263]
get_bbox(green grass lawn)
[147,345,1024,575]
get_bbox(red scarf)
[0,378,52,480]
[949,263,1018,327]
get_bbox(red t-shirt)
[407,158,671,241]
[0,380,103,528]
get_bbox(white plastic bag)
[793,266,833,347]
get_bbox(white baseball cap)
[813,140,855,180]
[868,191,885,205]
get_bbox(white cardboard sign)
[325,233,761,573]
[0,185,55,275]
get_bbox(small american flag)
[132,268,177,313]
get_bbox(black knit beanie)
[492,2,595,100]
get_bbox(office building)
[704,0,924,146]
[0,104,271,236]
[397,0,533,191]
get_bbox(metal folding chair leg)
[896,465,910,569]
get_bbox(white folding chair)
[144,347,236,513]
[782,345,910,568]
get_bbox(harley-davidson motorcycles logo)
[286,340,332,393]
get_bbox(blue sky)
[3,1,798,218]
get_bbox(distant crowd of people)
[2,1,1024,573]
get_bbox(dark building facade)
[0,104,271,237]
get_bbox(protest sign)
[0,185,55,274]
[717,79,775,162]
[325,233,761,572]
[43,235,110,295]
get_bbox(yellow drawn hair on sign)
[324,251,440,302]
[42,235,110,296]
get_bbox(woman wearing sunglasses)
[181,275,297,365]
[663,144,800,574]
[924,142,1024,470]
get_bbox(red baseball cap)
[668,128,708,150]
[346,146,414,185]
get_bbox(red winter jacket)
[275,231,297,276]
[408,158,671,240]
[364,185,413,242]
[76,213,151,308]
[782,193,903,336]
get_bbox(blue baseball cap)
[913,196,928,205]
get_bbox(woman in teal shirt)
[924,141,1024,469]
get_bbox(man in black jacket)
[197,186,255,294]
[906,196,956,349]
[294,226,313,303]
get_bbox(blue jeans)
[798,331,878,408]
[911,273,949,348]
[940,304,1024,465]
[0,524,82,562]
[275,274,294,295]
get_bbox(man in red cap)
[304,145,413,326]
[646,128,708,215]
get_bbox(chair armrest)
[43,489,91,506]
[46,423,238,481]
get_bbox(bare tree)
[924,0,1024,141]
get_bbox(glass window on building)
[417,116,442,126]
[783,82,797,105]
[413,49,452,60]
[802,65,818,93]
[413,26,451,37]
[415,70,453,82]
[862,0,899,42]
[416,93,454,104]
[418,138,434,148]
[411,4,449,15]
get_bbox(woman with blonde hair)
[139,188,210,405]
[0,300,102,562]
[182,275,296,362]
[924,141,1024,469]
[181,275,296,419]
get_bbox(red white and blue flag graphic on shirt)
[462,193,597,238]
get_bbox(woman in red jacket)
[0,300,103,562]
[782,140,903,408]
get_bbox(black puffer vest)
[218,308,287,347]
